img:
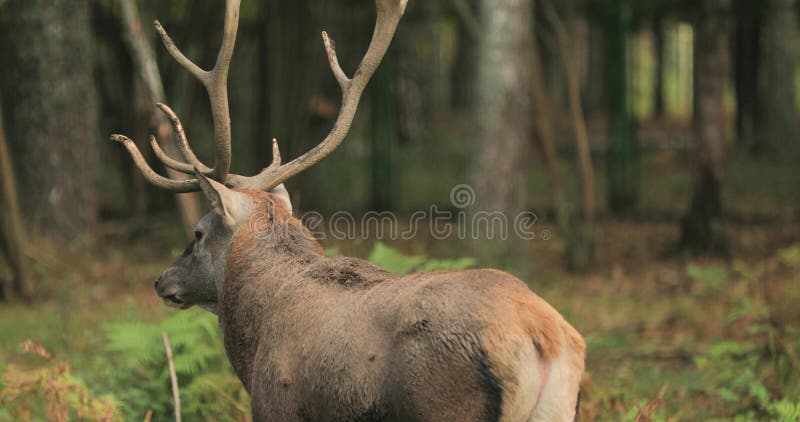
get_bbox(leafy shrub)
[689,246,800,420]
[768,400,800,422]
[88,243,473,420]
[0,340,120,421]
[685,263,727,289]
[367,242,476,275]
[694,341,771,418]
[102,308,249,421]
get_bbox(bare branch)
[0,100,33,300]
[162,333,181,422]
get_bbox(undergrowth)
[0,243,477,421]
[0,242,798,420]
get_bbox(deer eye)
[194,230,204,242]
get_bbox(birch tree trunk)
[469,0,533,260]
[470,0,532,217]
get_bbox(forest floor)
[0,212,799,420]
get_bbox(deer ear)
[195,169,247,225]
[269,183,293,215]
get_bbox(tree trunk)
[470,0,532,214]
[469,0,532,261]
[756,0,798,156]
[0,0,99,238]
[258,0,328,210]
[0,100,33,301]
[450,0,481,111]
[530,31,569,234]
[585,21,606,118]
[680,0,730,253]
[653,12,666,118]
[545,3,597,270]
[733,0,761,147]
[605,0,639,215]
[370,50,396,211]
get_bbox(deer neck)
[219,219,323,389]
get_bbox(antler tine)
[154,103,213,174]
[155,0,240,183]
[114,0,405,195]
[150,135,215,176]
[111,135,200,192]
[229,0,407,191]
[322,32,351,92]
[226,138,282,188]
[204,0,239,182]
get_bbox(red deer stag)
[111,0,585,420]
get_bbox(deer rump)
[221,257,584,422]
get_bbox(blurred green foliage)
[102,308,248,420]
[367,242,476,274]
[0,243,480,420]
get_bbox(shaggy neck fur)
[219,192,324,389]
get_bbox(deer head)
[112,0,407,311]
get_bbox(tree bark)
[468,0,533,261]
[545,3,596,270]
[258,0,328,210]
[450,0,481,111]
[0,0,99,238]
[653,12,666,118]
[530,32,569,234]
[0,100,33,301]
[756,0,798,155]
[470,0,532,217]
[585,21,606,118]
[680,0,730,253]
[733,0,761,147]
[370,50,396,211]
[605,0,639,215]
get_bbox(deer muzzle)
[155,271,189,309]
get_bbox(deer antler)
[111,0,406,193]
[227,0,408,190]
[153,0,239,182]
[151,103,214,175]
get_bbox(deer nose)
[154,277,162,291]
